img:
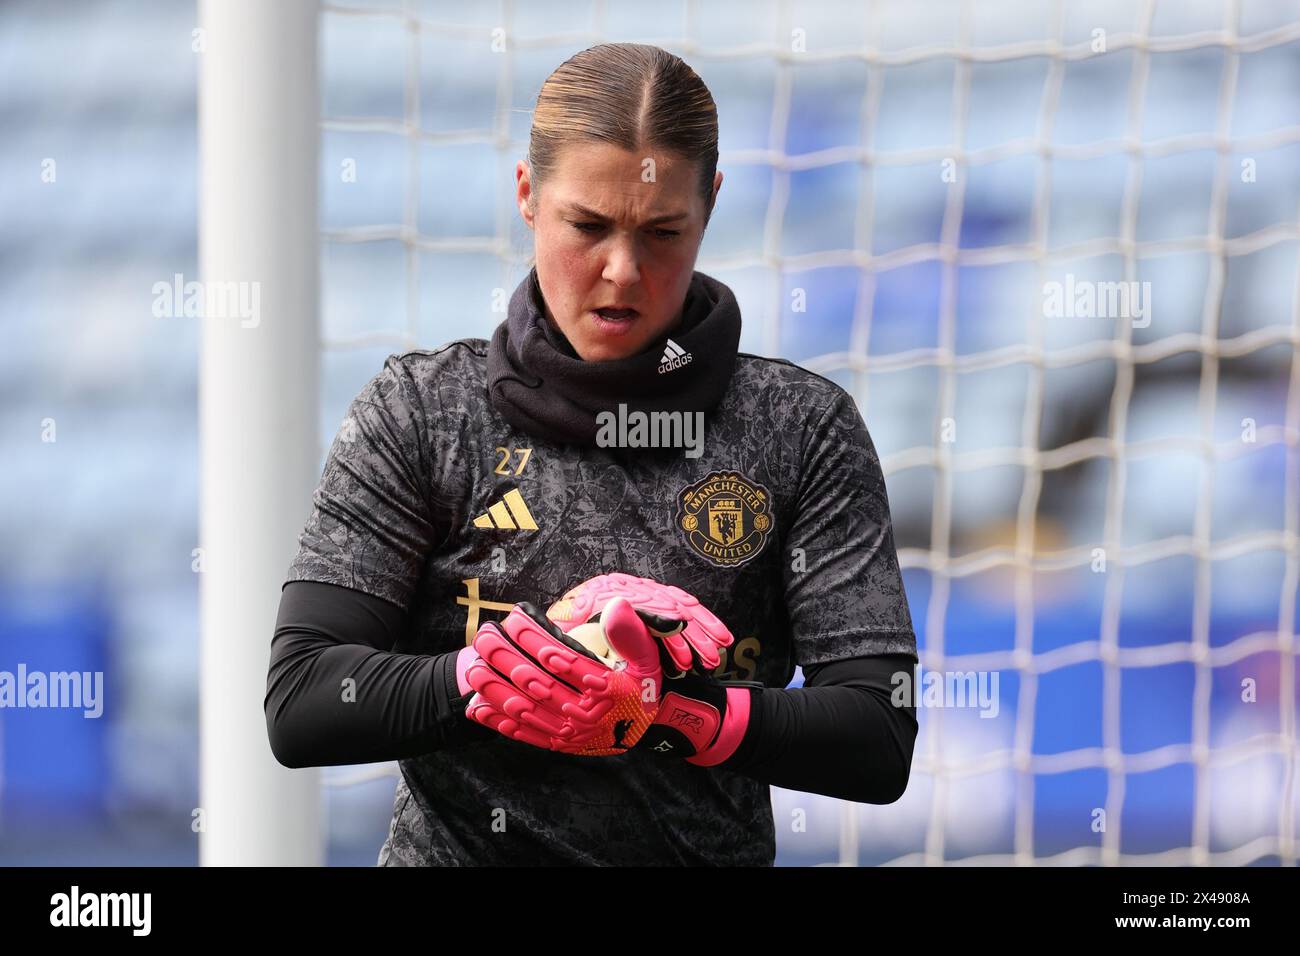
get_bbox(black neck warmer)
[486,266,742,447]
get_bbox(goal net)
[206,0,1300,865]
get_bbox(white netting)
[317,0,1299,866]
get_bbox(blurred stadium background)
[0,0,1296,865]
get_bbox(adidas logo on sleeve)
[658,338,693,374]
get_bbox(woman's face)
[516,142,722,362]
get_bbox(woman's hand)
[546,574,759,765]
[545,572,735,676]
[632,669,759,766]
[461,597,664,756]
[459,574,756,765]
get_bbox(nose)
[600,238,641,288]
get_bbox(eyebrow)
[564,203,690,226]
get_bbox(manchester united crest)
[676,470,774,568]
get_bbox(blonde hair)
[526,42,719,229]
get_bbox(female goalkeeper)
[265,42,918,866]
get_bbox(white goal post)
[198,0,321,866]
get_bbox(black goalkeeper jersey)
[282,337,917,866]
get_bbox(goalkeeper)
[265,42,918,866]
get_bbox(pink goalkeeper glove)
[632,669,756,766]
[545,572,735,676]
[548,574,755,765]
[458,574,755,765]
[460,597,664,756]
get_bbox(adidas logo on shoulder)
[658,338,693,374]
[472,488,538,531]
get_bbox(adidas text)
[658,352,692,374]
[658,338,693,374]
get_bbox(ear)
[516,159,536,229]
[708,169,722,218]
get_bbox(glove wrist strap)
[687,686,753,766]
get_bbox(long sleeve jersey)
[269,339,919,865]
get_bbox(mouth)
[589,307,641,335]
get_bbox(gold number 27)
[493,446,532,475]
